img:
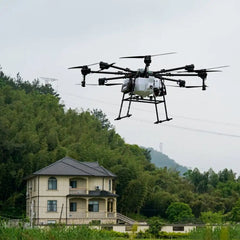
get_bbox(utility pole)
[30,200,33,228]
[159,142,163,153]
[59,204,64,223]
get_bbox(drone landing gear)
[115,93,132,121]
[154,95,172,124]
[115,93,173,124]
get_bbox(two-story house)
[26,157,117,225]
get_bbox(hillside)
[147,147,188,175]
[1,71,240,224]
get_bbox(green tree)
[230,199,240,222]
[200,211,223,224]
[166,202,194,223]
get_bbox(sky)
[1,0,240,174]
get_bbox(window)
[47,200,57,212]
[48,177,57,190]
[47,220,56,225]
[109,179,112,191]
[33,179,36,192]
[70,202,77,212]
[70,180,77,188]
[173,226,184,231]
[88,201,99,212]
[108,201,113,212]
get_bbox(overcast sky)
[1,0,240,174]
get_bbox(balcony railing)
[69,187,87,195]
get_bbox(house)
[26,157,118,225]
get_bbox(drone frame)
[69,55,226,124]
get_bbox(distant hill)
[147,147,188,175]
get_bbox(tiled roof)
[32,156,116,177]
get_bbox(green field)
[1,224,240,240]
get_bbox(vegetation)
[2,224,240,240]
[0,224,128,240]
[1,70,240,226]
[147,147,188,175]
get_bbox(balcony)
[69,187,87,195]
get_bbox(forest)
[1,70,240,224]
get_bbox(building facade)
[26,157,117,225]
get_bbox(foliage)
[230,199,240,222]
[188,225,240,240]
[136,229,189,239]
[0,224,128,240]
[146,216,164,236]
[166,202,194,223]
[1,71,240,224]
[200,211,223,224]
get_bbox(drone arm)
[108,65,136,73]
[160,73,198,77]
[154,66,186,74]
[99,76,128,81]
[90,70,129,75]
[160,77,183,83]
[154,65,195,74]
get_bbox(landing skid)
[115,93,172,124]
[115,114,132,121]
[154,118,173,124]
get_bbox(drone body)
[122,77,164,97]
[69,54,227,124]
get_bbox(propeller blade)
[206,65,229,70]
[177,65,229,73]
[185,85,206,88]
[177,69,221,73]
[120,52,176,59]
[151,52,177,57]
[120,55,145,59]
[68,62,99,69]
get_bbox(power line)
[62,92,240,128]
[164,124,240,138]
[61,92,240,138]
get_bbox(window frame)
[88,201,99,212]
[70,180,77,188]
[48,177,57,190]
[47,200,57,212]
[70,202,77,212]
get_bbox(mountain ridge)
[146,147,188,175]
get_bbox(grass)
[0,225,128,240]
[1,224,240,240]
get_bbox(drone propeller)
[204,65,229,70]
[68,63,99,69]
[120,52,176,59]
[178,65,229,73]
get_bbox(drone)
[69,53,227,124]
